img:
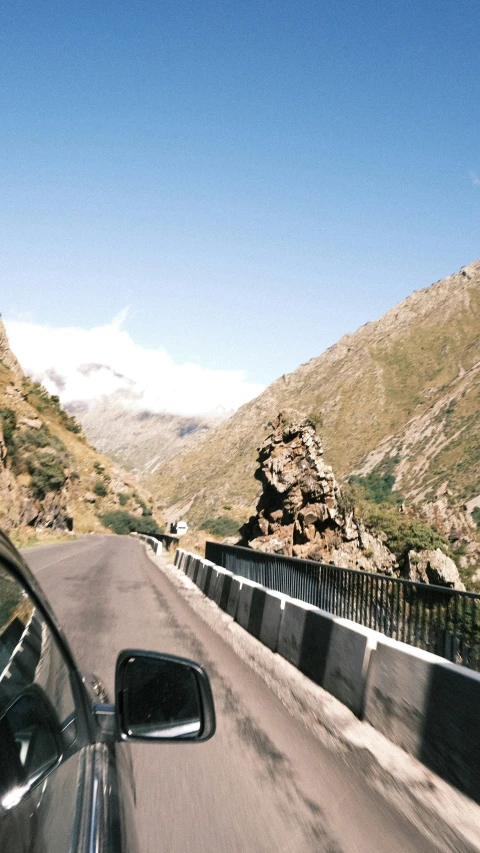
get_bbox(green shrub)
[23,427,63,450]
[29,460,66,499]
[349,470,403,504]
[0,408,17,452]
[23,381,57,415]
[12,426,67,461]
[9,424,71,487]
[130,493,151,516]
[93,480,108,497]
[199,517,241,537]
[93,461,105,474]
[118,492,130,506]
[358,500,448,562]
[308,410,324,431]
[100,511,163,536]
[64,417,82,433]
[472,507,480,529]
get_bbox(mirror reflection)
[0,561,77,825]
[122,656,202,739]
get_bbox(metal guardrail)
[205,541,480,671]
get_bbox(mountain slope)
[69,396,224,475]
[0,319,161,542]
[151,261,480,538]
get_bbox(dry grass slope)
[151,261,480,532]
[0,355,161,546]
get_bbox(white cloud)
[469,171,480,186]
[4,314,265,417]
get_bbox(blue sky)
[1,0,479,409]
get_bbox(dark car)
[0,530,215,852]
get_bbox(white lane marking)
[26,542,104,574]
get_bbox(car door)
[0,539,95,853]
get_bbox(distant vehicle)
[170,521,188,536]
[0,530,215,852]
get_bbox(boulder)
[406,549,465,591]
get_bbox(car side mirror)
[115,650,215,742]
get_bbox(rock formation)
[406,548,465,591]
[240,411,398,574]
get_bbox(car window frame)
[0,532,96,756]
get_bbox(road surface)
[24,535,457,853]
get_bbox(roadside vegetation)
[345,465,451,566]
[100,510,163,536]
[93,479,108,497]
[0,409,71,500]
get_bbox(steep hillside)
[0,319,161,544]
[69,396,224,475]
[151,261,480,557]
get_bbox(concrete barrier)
[140,535,161,554]
[203,562,217,597]
[191,557,202,584]
[277,599,376,714]
[213,569,234,610]
[204,566,222,600]
[174,548,183,568]
[226,577,243,618]
[322,618,377,715]
[365,639,438,753]
[183,552,193,575]
[196,560,214,594]
[259,590,292,652]
[364,639,480,802]
[236,581,267,639]
[194,560,206,589]
[277,600,332,682]
[185,554,197,580]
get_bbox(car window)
[0,561,82,852]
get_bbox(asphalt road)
[24,535,448,853]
